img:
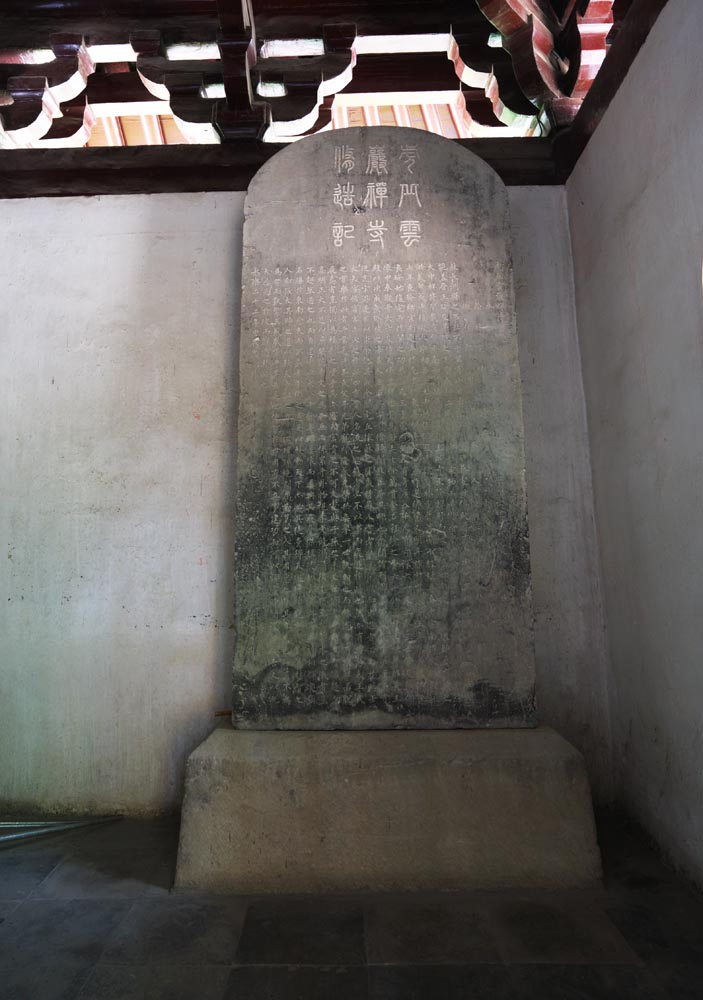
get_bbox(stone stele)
[234,126,536,729]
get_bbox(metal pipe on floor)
[0,816,122,846]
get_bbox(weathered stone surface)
[175,726,601,893]
[235,126,535,728]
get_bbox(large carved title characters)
[330,140,424,250]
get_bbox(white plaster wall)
[567,0,703,881]
[1,193,244,813]
[1,186,607,813]
[510,188,612,800]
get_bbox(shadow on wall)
[212,217,243,726]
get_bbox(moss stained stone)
[234,126,536,728]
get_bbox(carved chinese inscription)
[235,126,536,729]
[330,139,424,254]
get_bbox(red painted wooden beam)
[554,0,671,178]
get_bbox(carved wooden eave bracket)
[476,0,614,126]
[0,0,617,149]
[0,34,95,148]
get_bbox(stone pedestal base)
[175,726,601,893]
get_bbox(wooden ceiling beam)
[0,2,488,50]
[0,1,219,15]
[0,17,220,50]
[0,137,558,197]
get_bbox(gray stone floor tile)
[77,964,230,1000]
[604,887,703,963]
[368,964,517,1000]
[487,893,639,964]
[100,897,246,965]
[235,899,366,966]
[0,810,700,996]
[0,960,93,1000]
[506,964,669,999]
[365,897,501,964]
[225,965,369,1000]
[0,899,131,966]
[30,849,174,900]
[647,962,703,1000]
[0,846,66,900]
[0,899,22,924]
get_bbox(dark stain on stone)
[233,395,534,727]
[234,664,534,727]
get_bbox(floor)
[0,812,702,999]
